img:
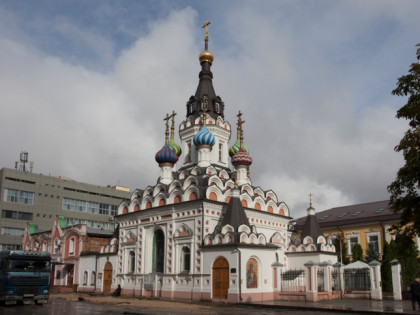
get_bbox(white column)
[369,260,382,300]
[197,145,212,167]
[391,259,402,300]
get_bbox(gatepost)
[369,260,382,300]
[320,261,332,292]
[271,262,283,292]
[390,259,402,300]
[304,260,318,301]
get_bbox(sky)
[0,0,419,219]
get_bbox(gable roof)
[293,200,398,230]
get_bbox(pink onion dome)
[229,139,249,157]
[231,148,253,166]
[155,144,179,164]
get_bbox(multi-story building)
[0,167,130,250]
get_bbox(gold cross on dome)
[169,111,177,139]
[309,193,313,207]
[163,113,170,144]
[202,19,211,42]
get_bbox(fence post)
[271,262,283,292]
[304,260,318,301]
[390,259,402,300]
[368,260,382,300]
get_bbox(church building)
[114,21,338,303]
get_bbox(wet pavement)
[255,298,418,314]
[11,293,416,315]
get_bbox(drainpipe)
[234,247,242,301]
[337,226,344,265]
[94,254,98,292]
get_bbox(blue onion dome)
[231,148,253,166]
[155,144,179,164]
[229,139,249,157]
[168,138,182,157]
[193,126,215,147]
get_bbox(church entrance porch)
[212,257,229,299]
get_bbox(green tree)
[393,234,419,289]
[381,241,396,292]
[388,43,420,237]
[333,234,350,265]
[365,242,379,263]
[351,243,363,262]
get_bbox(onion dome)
[155,144,179,164]
[168,138,182,157]
[193,126,215,147]
[229,139,249,157]
[231,148,253,166]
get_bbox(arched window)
[69,237,75,256]
[189,192,197,201]
[41,241,47,252]
[54,239,61,254]
[91,271,96,285]
[181,247,191,272]
[152,230,164,273]
[128,251,135,273]
[83,271,88,285]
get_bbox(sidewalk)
[254,298,418,314]
[51,292,419,314]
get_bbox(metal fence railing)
[317,268,325,292]
[344,268,371,291]
[281,269,306,292]
[331,267,341,291]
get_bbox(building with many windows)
[0,167,130,250]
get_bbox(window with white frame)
[69,237,75,256]
[54,239,61,254]
[41,242,47,252]
[366,231,381,254]
[218,143,223,162]
[83,271,88,285]
[346,233,360,255]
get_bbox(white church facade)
[110,21,339,303]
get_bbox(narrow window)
[182,247,191,272]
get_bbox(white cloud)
[0,2,418,217]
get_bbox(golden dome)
[199,50,214,64]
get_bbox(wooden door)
[67,265,74,286]
[212,257,229,299]
[103,262,113,293]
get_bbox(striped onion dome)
[155,144,179,164]
[168,138,182,157]
[229,139,249,157]
[193,126,215,147]
[231,148,253,166]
